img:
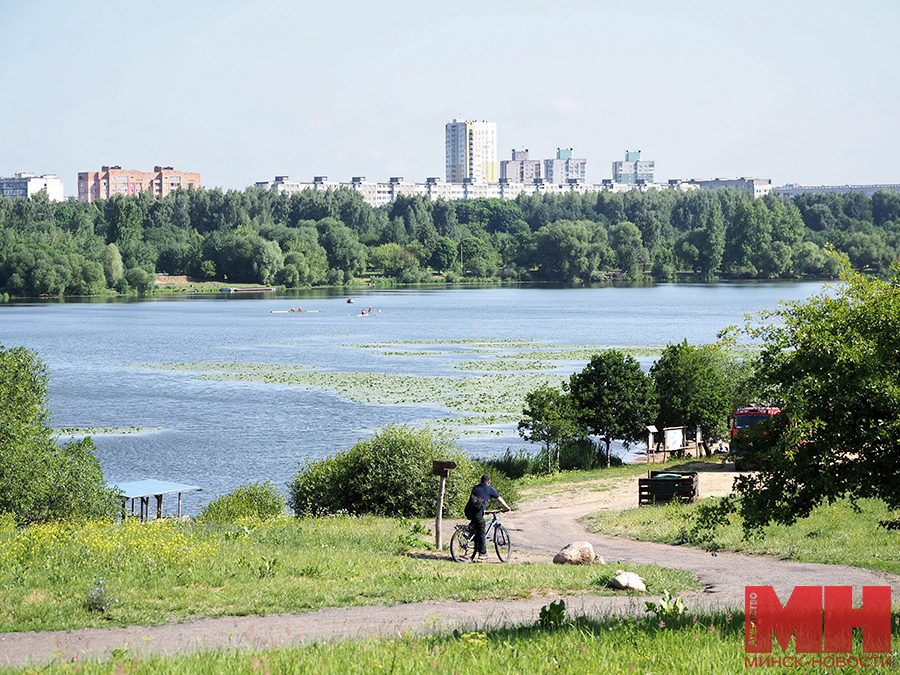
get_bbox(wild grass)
[584,495,900,574]
[0,515,695,633]
[5,610,897,674]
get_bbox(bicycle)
[450,510,511,563]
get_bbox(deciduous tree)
[727,254,900,530]
[568,350,658,467]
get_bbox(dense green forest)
[2,185,899,297]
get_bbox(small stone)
[610,570,647,592]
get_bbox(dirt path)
[4,462,900,667]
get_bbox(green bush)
[198,481,285,523]
[478,448,539,480]
[558,439,622,471]
[0,345,118,524]
[288,425,474,518]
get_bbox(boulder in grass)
[610,570,646,592]
[552,541,603,565]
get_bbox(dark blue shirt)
[471,483,499,512]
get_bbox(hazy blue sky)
[2,0,898,194]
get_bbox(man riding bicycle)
[464,474,511,561]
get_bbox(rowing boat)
[270,310,320,314]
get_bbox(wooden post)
[435,473,447,550]
[432,460,457,552]
[156,494,163,519]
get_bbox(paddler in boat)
[367,306,372,314]
[347,297,354,304]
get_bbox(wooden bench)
[638,471,698,506]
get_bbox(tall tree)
[650,341,734,452]
[518,386,585,473]
[568,350,658,467]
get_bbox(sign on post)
[432,461,457,551]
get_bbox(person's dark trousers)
[470,512,486,555]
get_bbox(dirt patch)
[154,275,207,285]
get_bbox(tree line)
[2,185,900,296]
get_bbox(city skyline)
[2,1,899,194]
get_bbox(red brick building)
[77,166,201,202]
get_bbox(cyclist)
[465,474,511,560]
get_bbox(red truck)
[729,406,781,470]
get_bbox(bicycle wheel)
[450,527,473,562]
[493,525,511,562]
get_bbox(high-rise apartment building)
[500,149,541,183]
[612,150,654,184]
[544,148,587,185]
[77,166,201,202]
[445,119,498,183]
[0,173,64,201]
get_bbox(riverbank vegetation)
[3,185,900,297]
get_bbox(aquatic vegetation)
[52,426,161,436]
[138,340,746,439]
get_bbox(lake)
[0,282,828,514]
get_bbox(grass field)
[4,610,898,675]
[0,514,695,634]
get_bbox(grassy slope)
[0,514,695,634]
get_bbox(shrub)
[199,481,285,523]
[558,439,622,471]
[0,345,118,524]
[478,449,538,480]
[288,425,472,518]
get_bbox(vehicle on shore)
[729,406,780,471]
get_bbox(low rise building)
[254,175,693,207]
[671,177,772,198]
[77,166,201,202]
[0,172,64,201]
[772,183,900,198]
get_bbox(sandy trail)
[3,462,899,666]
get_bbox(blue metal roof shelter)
[108,479,202,521]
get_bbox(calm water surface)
[0,283,827,513]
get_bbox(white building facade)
[254,175,701,208]
[0,172,64,201]
[445,119,498,183]
[773,183,900,198]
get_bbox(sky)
[2,0,899,196]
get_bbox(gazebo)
[108,479,202,521]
